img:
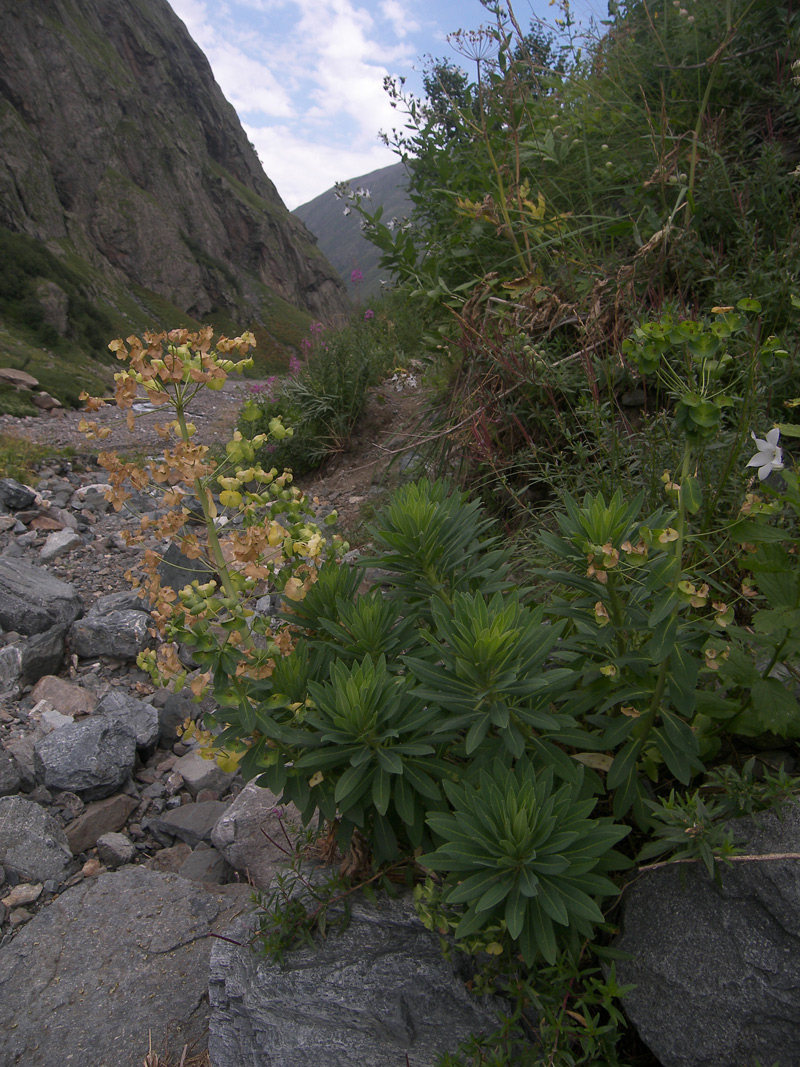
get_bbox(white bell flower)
[746,427,783,480]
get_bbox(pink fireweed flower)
[364,309,374,321]
[288,355,302,375]
[350,269,363,284]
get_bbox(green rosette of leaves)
[288,654,449,863]
[420,758,629,966]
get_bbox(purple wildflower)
[289,355,302,375]
[350,269,363,284]
[364,309,374,321]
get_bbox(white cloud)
[245,120,397,208]
[168,0,423,205]
[380,0,420,38]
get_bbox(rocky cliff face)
[0,0,349,354]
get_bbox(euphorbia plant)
[80,327,344,770]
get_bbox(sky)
[169,0,606,210]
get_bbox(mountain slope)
[0,0,349,384]
[294,163,411,299]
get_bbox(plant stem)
[174,401,255,651]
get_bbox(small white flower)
[746,427,784,480]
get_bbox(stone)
[145,842,193,873]
[1,882,43,907]
[0,868,251,1067]
[33,716,138,800]
[39,527,81,561]
[0,368,38,390]
[0,644,23,700]
[0,558,82,635]
[31,390,63,411]
[172,749,237,798]
[96,831,137,868]
[0,478,36,510]
[211,780,301,889]
[69,609,153,660]
[178,841,230,884]
[0,750,22,797]
[94,690,160,751]
[615,802,800,1067]
[157,541,214,594]
[149,800,230,848]
[30,701,74,733]
[19,623,68,684]
[65,794,138,854]
[88,589,150,615]
[0,796,72,882]
[209,885,506,1067]
[30,674,98,715]
[5,737,36,791]
[158,688,197,745]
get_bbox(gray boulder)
[33,716,137,800]
[178,841,230,884]
[0,868,251,1067]
[211,780,301,889]
[172,749,237,798]
[616,802,800,1067]
[0,558,82,635]
[0,795,72,882]
[0,478,36,510]
[20,623,67,684]
[69,609,153,660]
[209,884,506,1067]
[96,831,137,868]
[94,690,160,751]
[39,527,81,562]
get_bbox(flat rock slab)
[616,802,800,1067]
[209,885,505,1067]
[0,867,251,1067]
